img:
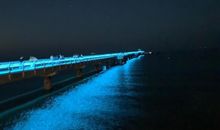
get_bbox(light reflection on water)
[7,57,144,130]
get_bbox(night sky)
[0,0,219,60]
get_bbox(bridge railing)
[0,51,144,76]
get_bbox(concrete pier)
[44,76,52,90]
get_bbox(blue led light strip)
[0,51,144,76]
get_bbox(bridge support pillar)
[44,76,52,90]
[119,57,128,65]
[123,57,128,64]
[94,63,101,72]
[76,68,83,78]
[118,59,124,65]
[106,62,111,69]
[75,64,84,78]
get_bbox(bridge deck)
[0,51,144,76]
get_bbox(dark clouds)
[0,0,219,59]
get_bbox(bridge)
[0,50,144,90]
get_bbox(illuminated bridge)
[0,50,144,90]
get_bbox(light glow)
[0,51,144,75]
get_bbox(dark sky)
[0,0,219,60]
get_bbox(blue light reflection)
[8,57,144,130]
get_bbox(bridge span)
[0,50,144,90]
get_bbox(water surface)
[2,51,220,130]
